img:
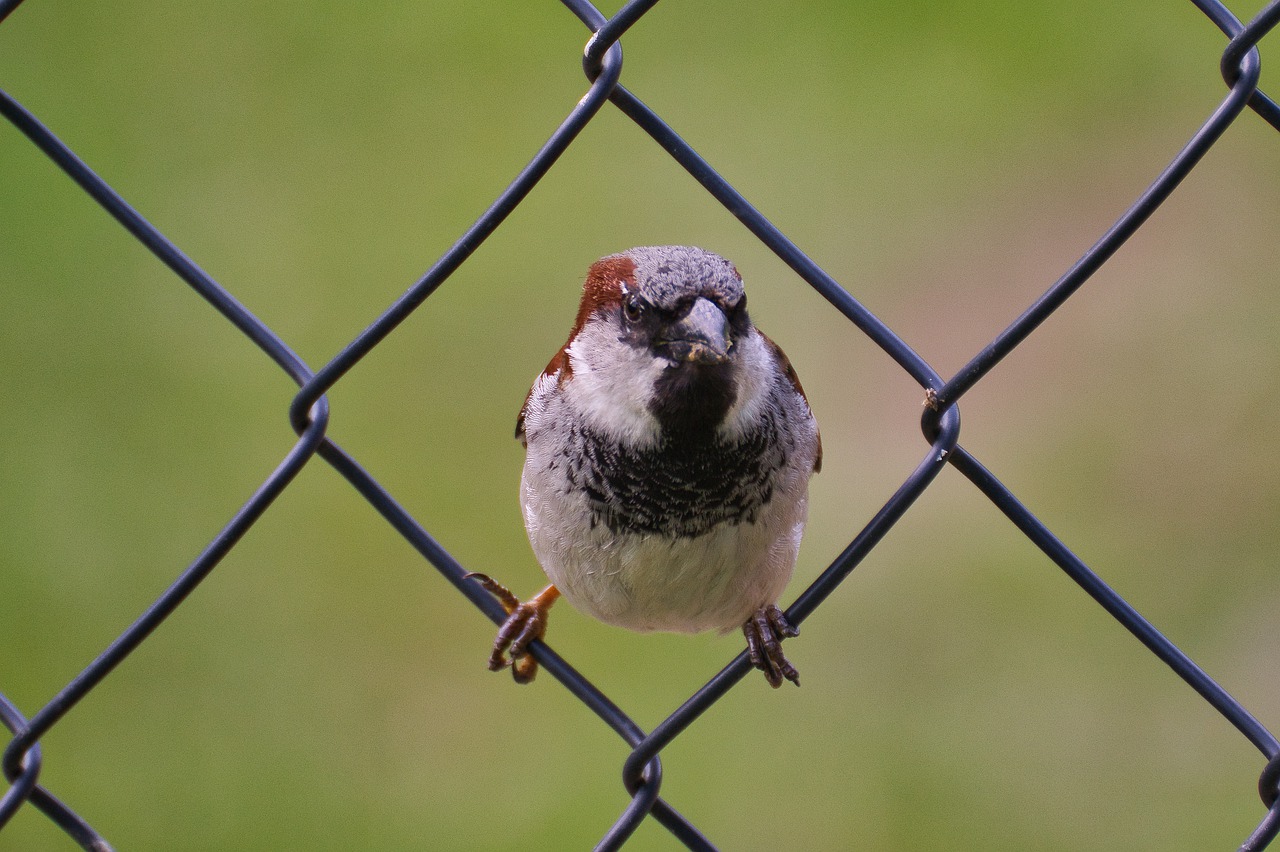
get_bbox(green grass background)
[2,1,1280,848]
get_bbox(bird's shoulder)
[515,344,571,447]
[756,330,822,473]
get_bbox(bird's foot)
[465,573,560,684]
[743,604,800,688]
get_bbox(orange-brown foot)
[465,573,560,684]
[743,604,800,688]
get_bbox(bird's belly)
[522,482,805,634]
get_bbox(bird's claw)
[464,572,521,612]
[465,573,558,684]
[743,604,800,688]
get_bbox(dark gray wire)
[2,0,1279,848]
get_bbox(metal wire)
[2,0,1279,849]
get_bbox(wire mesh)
[2,0,1280,849]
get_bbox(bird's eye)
[623,295,646,323]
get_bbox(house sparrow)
[468,246,821,688]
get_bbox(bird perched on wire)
[468,246,821,688]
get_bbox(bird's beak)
[657,297,731,365]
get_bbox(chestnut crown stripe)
[577,254,639,331]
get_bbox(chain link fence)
[3,0,1280,848]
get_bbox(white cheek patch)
[563,320,664,446]
[720,332,777,439]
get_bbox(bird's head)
[558,246,761,443]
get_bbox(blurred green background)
[2,1,1280,849]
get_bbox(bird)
[467,246,821,688]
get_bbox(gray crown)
[617,246,744,311]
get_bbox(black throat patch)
[646,360,737,436]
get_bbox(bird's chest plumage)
[519,372,813,634]
[566,420,781,539]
